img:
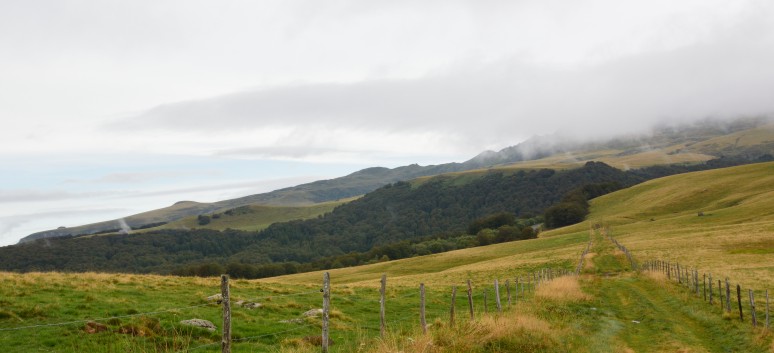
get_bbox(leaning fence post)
[380,274,386,338]
[737,284,744,322]
[221,275,231,353]
[494,280,502,313]
[449,286,457,327]
[750,289,757,327]
[420,283,427,334]
[322,272,331,353]
[467,279,474,321]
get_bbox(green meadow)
[2,162,774,352]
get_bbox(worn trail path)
[576,231,768,353]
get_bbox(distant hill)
[20,116,774,243]
[2,161,641,273]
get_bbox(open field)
[2,162,773,352]
[142,199,354,233]
[546,161,774,288]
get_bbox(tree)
[544,202,588,228]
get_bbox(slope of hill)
[20,116,774,243]
[2,162,773,352]
[1,162,641,274]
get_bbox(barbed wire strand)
[241,289,322,303]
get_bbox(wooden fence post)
[703,273,706,301]
[737,284,744,322]
[505,279,511,308]
[221,275,231,353]
[380,274,386,338]
[725,278,731,312]
[420,283,427,334]
[750,289,757,327]
[322,272,331,353]
[467,279,474,321]
[719,280,723,311]
[449,286,457,327]
[494,280,502,313]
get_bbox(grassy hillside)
[141,198,354,233]
[544,161,774,287]
[2,163,774,352]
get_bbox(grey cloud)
[69,171,221,184]
[213,145,373,159]
[0,190,115,203]
[129,177,318,199]
[0,208,128,245]
[113,13,774,147]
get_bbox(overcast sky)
[2,0,774,246]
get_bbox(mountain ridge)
[20,116,774,243]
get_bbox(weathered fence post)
[726,278,731,312]
[494,280,502,313]
[420,283,427,334]
[322,272,331,353]
[467,279,474,321]
[449,286,457,326]
[750,289,757,327]
[221,275,231,353]
[719,280,723,311]
[380,274,386,338]
[703,273,706,301]
[505,279,511,308]
[737,284,744,322]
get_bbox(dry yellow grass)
[544,162,774,289]
[583,253,597,270]
[534,276,591,302]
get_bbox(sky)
[2,0,774,246]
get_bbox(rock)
[235,300,262,309]
[83,321,108,334]
[206,294,222,302]
[242,302,262,309]
[180,319,217,332]
[302,308,323,317]
[303,335,334,346]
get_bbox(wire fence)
[603,228,771,331]
[0,245,589,352]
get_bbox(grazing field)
[143,199,353,233]
[1,162,773,352]
[547,161,774,288]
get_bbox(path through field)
[575,231,769,353]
